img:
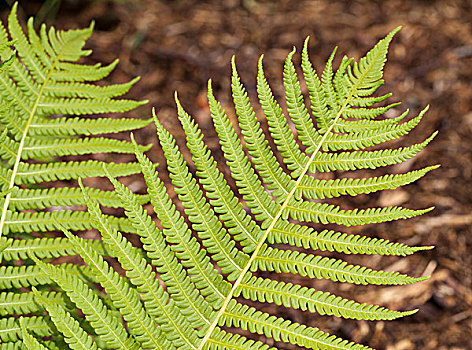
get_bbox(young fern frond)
[0,7,436,350]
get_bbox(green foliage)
[0,2,149,241]
[0,5,437,350]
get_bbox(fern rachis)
[0,6,438,350]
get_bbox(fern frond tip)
[417,275,431,282]
[303,36,310,46]
[286,47,297,60]
[207,78,215,96]
[173,93,184,112]
[88,20,96,33]
[391,25,403,36]
[410,245,435,253]
[401,308,418,317]
[424,206,435,213]
[10,2,18,14]
[152,107,160,129]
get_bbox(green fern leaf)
[223,300,370,350]
[80,177,200,349]
[2,210,136,235]
[6,186,148,210]
[1,9,437,350]
[255,246,426,285]
[267,224,432,256]
[0,3,149,240]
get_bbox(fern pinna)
[0,6,436,350]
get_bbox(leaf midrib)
[0,47,61,238]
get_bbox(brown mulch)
[8,0,472,349]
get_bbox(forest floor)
[7,0,472,349]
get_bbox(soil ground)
[5,0,472,349]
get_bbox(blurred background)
[2,0,471,349]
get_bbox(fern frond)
[301,37,330,131]
[173,101,248,280]
[284,48,320,149]
[19,317,49,350]
[234,59,294,202]
[320,107,426,151]
[177,96,260,251]
[6,186,148,210]
[257,56,306,175]
[3,210,136,235]
[321,47,338,117]
[18,136,152,159]
[133,140,216,328]
[208,80,278,226]
[38,96,145,115]
[0,3,149,240]
[131,138,266,348]
[80,177,199,349]
[154,115,231,305]
[222,300,370,350]
[0,340,61,350]
[43,76,139,98]
[207,328,271,350]
[15,160,142,184]
[296,165,439,200]
[4,13,436,350]
[267,224,432,255]
[195,27,434,349]
[332,114,404,133]
[284,201,431,226]
[27,116,151,137]
[305,132,436,173]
